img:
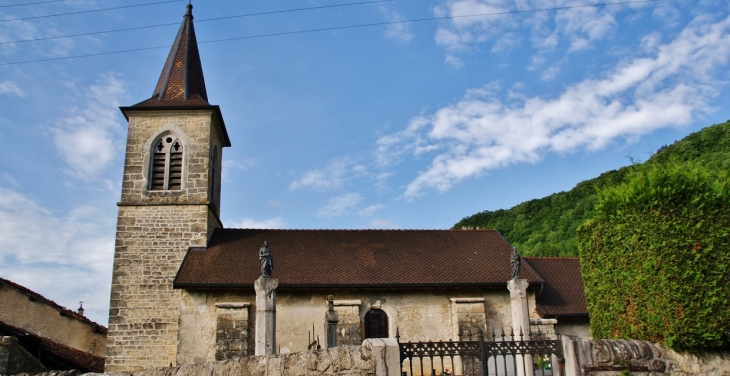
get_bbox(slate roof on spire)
[133,4,210,107]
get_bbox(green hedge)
[577,161,730,351]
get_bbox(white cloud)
[222,158,257,180]
[378,15,730,199]
[0,186,114,325]
[51,75,127,179]
[317,193,363,218]
[3,173,21,188]
[229,217,285,229]
[432,0,647,59]
[289,158,356,191]
[358,204,385,217]
[445,54,465,68]
[370,219,400,229]
[380,7,414,44]
[0,81,24,97]
[540,62,562,81]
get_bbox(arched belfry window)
[150,136,183,190]
[364,309,389,339]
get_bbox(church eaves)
[134,3,209,107]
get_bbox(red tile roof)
[175,229,544,288]
[523,257,588,318]
[0,277,107,333]
[0,320,104,373]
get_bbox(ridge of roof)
[0,277,107,333]
[136,4,209,108]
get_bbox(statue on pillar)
[510,247,521,280]
[259,241,273,277]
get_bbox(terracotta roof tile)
[175,229,544,288]
[523,257,588,318]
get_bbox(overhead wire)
[0,0,184,22]
[0,0,395,45]
[1,0,78,8]
[0,0,664,66]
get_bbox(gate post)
[508,278,533,376]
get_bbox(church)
[105,4,589,372]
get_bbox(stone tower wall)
[106,109,224,371]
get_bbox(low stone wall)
[17,339,401,376]
[562,336,730,376]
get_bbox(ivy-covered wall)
[577,162,730,351]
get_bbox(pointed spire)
[140,4,209,106]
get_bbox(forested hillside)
[453,120,730,257]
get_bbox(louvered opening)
[151,153,166,190]
[169,152,183,190]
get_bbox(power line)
[0,0,664,66]
[0,0,394,45]
[0,0,183,23]
[200,0,663,45]
[1,0,73,8]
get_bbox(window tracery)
[150,136,183,190]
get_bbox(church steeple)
[136,3,209,106]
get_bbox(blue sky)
[1,0,729,325]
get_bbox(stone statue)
[259,241,273,277]
[510,247,521,280]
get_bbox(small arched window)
[150,136,183,190]
[364,309,389,339]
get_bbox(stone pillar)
[508,278,533,376]
[363,338,401,376]
[325,298,339,349]
[254,277,278,356]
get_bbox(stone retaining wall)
[17,339,401,376]
[562,336,730,376]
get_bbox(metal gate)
[397,327,565,376]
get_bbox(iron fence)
[397,327,565,376]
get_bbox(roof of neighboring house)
[175,229,544,288]
[0,320,105,373]
[524,257,588,318]
[0,277,107,333]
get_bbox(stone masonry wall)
[107,109,225,371]
[21,344,379,376]
[562,336,730,376]
[176,289,532,366]
[107,205,210,371]
[119,111,219,205]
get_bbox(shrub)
[577,161,730,351]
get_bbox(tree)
[577,161,730,351]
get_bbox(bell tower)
[106,4,230,371]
